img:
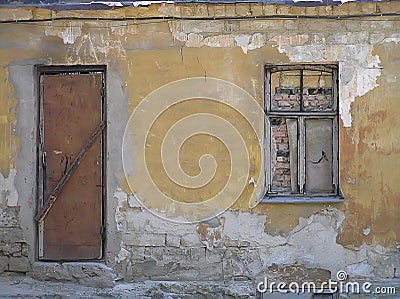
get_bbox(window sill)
[261,196,344,204]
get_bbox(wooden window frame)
[263,64,343,203]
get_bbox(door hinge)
[42,151,47,166]
[101,225,106,241]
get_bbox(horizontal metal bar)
[267,112,337,117]
[265,64,338,73]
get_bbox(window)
[264,64,341,202]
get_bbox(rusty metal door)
[37,66,105,260]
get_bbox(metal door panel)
[38,70,104,260]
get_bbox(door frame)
[36,65,107,261]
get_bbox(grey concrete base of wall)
[29,262,117,288]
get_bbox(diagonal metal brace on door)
[35,120,106,223]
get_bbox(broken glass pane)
[305,118,333,193]
[302,71,334,112]
[271,71,301,111]
[270,117,298,193]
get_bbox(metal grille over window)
[265,65,339,200]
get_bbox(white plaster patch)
[382,33,400,44]
[363,227,371,236]
[96,38,127,60]
[114,187,128,231]
[115,245,131,263]
[170,23,266,54]
[0,168,19,206]
[346,261,374,277]
[45,23,82,45]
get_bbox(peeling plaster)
[45,23,82,45]
[113,188,400,280]
[170,22,266,54]
[169,23,383,127]
[382,34,400,44]
[197,217,225,250]
[115,245,131,264]
[271,39,381,127]
[0,168,18,206]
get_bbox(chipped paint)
[0,168,18,206]
[45,22,82,45]
[114,187,400,280]
[170,22,267,53]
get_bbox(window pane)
[270,117,298,193]
[305,118,333,193]
[302,71,334,112]
[271,71,301,111]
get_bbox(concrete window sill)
[261,196,344,204]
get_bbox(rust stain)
[337,43,400,248]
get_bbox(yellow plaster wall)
[0,2,399,249]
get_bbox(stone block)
[235,3,251,16]
[181,20,224,34]
[123,232,166,247]
[0,207,19,227]
[223,249,246,280]
[276,5,290,15]
[9,256,30,272]
[369,33,385,45]
[125,246,145,260]
[190,247,206,261]
[21,243,29,256]
[0,242,21,256]
[250,4,263,16]
[180,233,202,247]
[0,228,24,243]
[0,256,9,272]
[30,262,116,288]
[180,4,194,17]
[166,234,180,247]
[193,4,208,17]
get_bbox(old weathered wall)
[0,1,399,284]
